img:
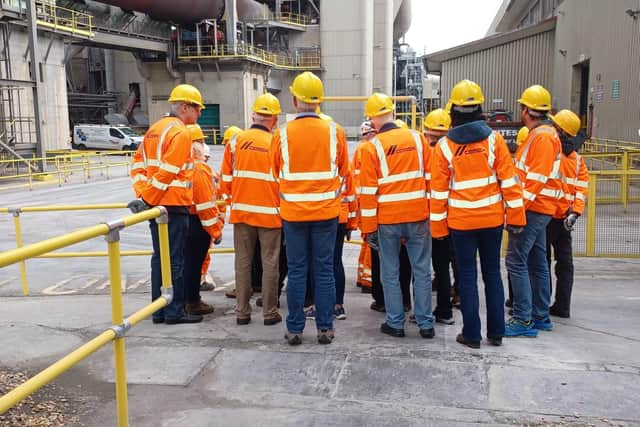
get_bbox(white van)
[72,125,143,151]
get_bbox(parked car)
[72,125,142,151]
[485,109,513,123]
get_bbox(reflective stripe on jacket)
[359,127,430,234]
[555,151,589,218]
[514,124,567,216]
[430,131,525,238]
[130,116,194,207]
[339,169,358,228]
[188,162,223,239]
[220,126,281,228]
[270,116,349,222]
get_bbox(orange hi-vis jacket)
[339,169,358,228]
[358,124,431,234]
[270,114,350,222]
[514,124,567,216]
[351,140,370,230]
[554,150,589,218]
[131,116,194,207]
[430,131,526,238]
[220,125,281,228]
[188,162,223,239]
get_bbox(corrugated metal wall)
[553,0,640,142]
[440,29,555,118]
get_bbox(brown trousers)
[234,223,282,320]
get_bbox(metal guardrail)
[0,207,171,425]
[276,12,310,26]
[0,151,134,191]
[177,43,321,70]
[583,138,640,153]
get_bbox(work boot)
[456,333,480,349]
[225,288,237,299]
[263,312,282,326]
[380,322,405,338]
[285,331,303,346]
[236,316,251,325]
[317,329,334,344]
[185,301,214,315]
[165,313,203,324]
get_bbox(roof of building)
[422,17,556,74]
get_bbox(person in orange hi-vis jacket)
[422,108,457,327]
[270,71,349,346]
[546,109,589,319]
[505,84,568,338]
[353,121,375,293]
[430,81,526,349]
[199,142,219,292]
[220,93,283,327]
[359,92,435,340]
[184,124,224,316]
[353,121,413,313]
[128,84,204,325]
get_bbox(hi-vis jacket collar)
[446,120,492,144]
[378,122,399,134]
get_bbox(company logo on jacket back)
[386,145,416,156]
[240,141,268,153]
[455,146,485,156]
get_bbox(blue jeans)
[506,211,552,323]
[450,226,505,342]
[283,218,337,333]
[378,221,434,330]
[150,214,189,319]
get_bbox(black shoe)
[419,328,435,339]
[456,333,480,349]
[550,305,570,318]
[505,298,513,308]
[361,287,372,294]
[165,313,203,324]
[152,317,164,324]
[370,302,386,313]
[380,322,405,338]
[236,317,251,325]
[487,336,503,346]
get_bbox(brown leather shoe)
[264,312,282,326]
[185,301,214,315]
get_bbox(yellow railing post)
[105,226,129,427]
[11,209,30,295]
[586,174,597,256]
[621,151,629,212]
[410,100,417,130]
[157,211,173,291]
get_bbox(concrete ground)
[0,147,639,426]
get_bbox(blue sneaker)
[533,318,554,331]
[505,318,538,337]
[334,306,347,320]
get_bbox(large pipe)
[96,0,269,24]
[393,0,411,41]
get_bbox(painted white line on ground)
[42,275,102,295]
[214,280,235,292]
[127,277,149,291]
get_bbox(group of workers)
[130,70,588,348]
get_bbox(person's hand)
[505,224,524,234]
[563,213,578,231]
[366,231,379,251]
[127,199,150,213]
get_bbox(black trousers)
[184,215,212,305]
[546,218,574,314]
[432,236,453,319]
[251,231,287,297]
[371,244,412,308]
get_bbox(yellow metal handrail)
[0,207,171,426]
[36,1,94,37]
[177,43,321,70]
[584,138,640,153]
[277,12,310,26]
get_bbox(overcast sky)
[403,0,504,55]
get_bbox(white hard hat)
[203,143,211,157]
[360,121,375,137]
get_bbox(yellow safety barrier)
[177,44,321,70]
[277,12,310,26]
[0,207,171,425]
[36,1,94,37]
[583,138,640,153]
[322,95,420,131]
[0,151,134,192]
[0,202,228,295]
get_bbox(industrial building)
[0,0,413,167]
[424,0,640,142]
